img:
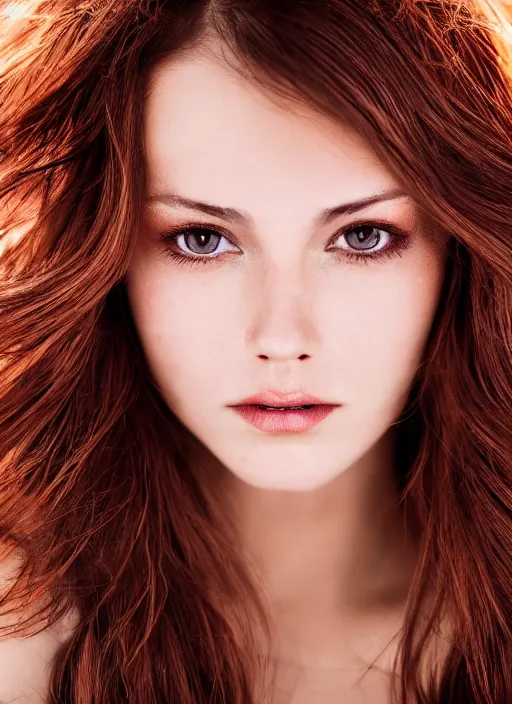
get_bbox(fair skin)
[125,49,448,702]
[0,50,448,703]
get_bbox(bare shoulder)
[0,549,79,704]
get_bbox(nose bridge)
[246,257,319,361]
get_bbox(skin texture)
[0,549,80,703]
[128,52,447,493]
[124,51,450,699]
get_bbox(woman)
[0,0,510,702]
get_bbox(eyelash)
[156,220,413,269]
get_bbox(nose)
[246,263,320,363]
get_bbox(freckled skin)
[126,58,449,693]
[126,53,448,493]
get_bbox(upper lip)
[230,390,339,407]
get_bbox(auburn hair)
[0,0,511,702]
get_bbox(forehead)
[143,54,400,212]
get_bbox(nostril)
[256,353,310,360]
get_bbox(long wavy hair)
[0,0,511,702]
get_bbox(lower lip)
[230,405,340,433]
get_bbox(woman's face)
[126,53,448,491]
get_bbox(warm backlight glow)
[1,2,27,22]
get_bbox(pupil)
[347,226,380,250]
[185,229,220,254]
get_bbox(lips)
[227,390,341,433]
[230,389,337,409]
[252,404,314,410]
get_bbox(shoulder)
[0,549,79,704]
[0,628,63,703]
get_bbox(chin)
[229,465,343,493]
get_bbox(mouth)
[229,403,340,433]
[251,404,317,410]
[227,390,341,433]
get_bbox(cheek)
[328,263,443,412]
[124,261,241,400]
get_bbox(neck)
[228,430,416,605]
[192,428,419,668]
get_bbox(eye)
[170,227,237,256]
[331,225,391,254]
[327,222,412,265]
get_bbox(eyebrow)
[145,188,410,227]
